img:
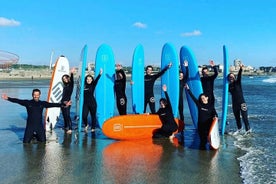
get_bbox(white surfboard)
[208,117,220,150]
[45,55,70,131]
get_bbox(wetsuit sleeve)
[94,73,102,86]
[69,73,74,89]
[7,97,28,107]
[237,67,242,83]
[43,101,62,108]
[186,89,200,107]
[184,66,189,83]
[164,91,173,112]
[211,66,218,80]
[120,70,127,91]
[154,66,169,79]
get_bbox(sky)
[0,0,276,68]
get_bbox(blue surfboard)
[180,46,203,129]
[221,45,229,135]
[131,44,145,114]
[95,44,115,128]
[161,43,179,118]
[77,45,88,132]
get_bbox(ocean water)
[0,76,275,183]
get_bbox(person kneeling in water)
[152,84,178,141]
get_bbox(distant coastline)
[0,68,275,81]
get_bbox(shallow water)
[1,77,275,183]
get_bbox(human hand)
[162,84,167,92]
[184,60,188,67]
[1,94,8,100]
[100,68,103,75]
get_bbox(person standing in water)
[179,60,189,122]
[185,84,218,149]
[114,64,127,115]
[144,63,172,113]
[1,89,71,143]
[200,60,218,108]
[82,69,103,133]
[61,68,75,134]
[228,64,251,134]
[152,84,178,140]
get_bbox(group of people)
[185,60,251,149]
[2,59,251,146]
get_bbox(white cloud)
[133,22,147,29]
[180,30,202,37]
[0,17,21,27]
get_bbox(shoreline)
[1,69,275,81]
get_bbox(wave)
[233,133,276,184]
[262,77,276,83]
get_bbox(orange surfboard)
[102,114,184,140]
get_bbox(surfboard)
[95,44,115,128]
[45,55,70,131]
[161,43,179,118]
[208,117,220,150]
[221,45,229,135]
[102,114,184,140]
[76,45,88,132]
[180,46,203,129]
[131,44,144,114]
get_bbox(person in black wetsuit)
[185,84,218,149]
[61,68,75,134]
[83,69,102,133]
[179,60,189,122]
[200,60,218,108]
[1,89,71,143]
[152,84,178,140]
[144,63,172,113]
[114,64,127,115]
[228,64,251,133]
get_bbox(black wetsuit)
[115,69,127,115]
[61,73,74,130]
[179,66,189,122]
[7,97,62,143]
[153,91,178,138]
[229,68,250,131]
[187,89,217,146]
[144,67,169,113]
[82,74,101,129]
[200,66,218,108]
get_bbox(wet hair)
[227,73,235,80]
[146,65,153,71]
[62,74,70,84]
[159,98,168,106]
[85,74,94,84]
[201,67,208,75]
[32,88,41,95]
[198,93,207,104]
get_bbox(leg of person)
[241,103,251,131]
[61,107,68,129]
[178,99,184,122]
[198,122,207,149]
[233,104,242,130]
[91,105,97,132]
[82,105,89,131]
[118,97,127,115]
[36,128,46,143]
[65,106,72,134]
[23,128,34,143]
[152,128,166,138]
[149,96,156,114]
[143,98,148,113]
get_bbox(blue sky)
[0,0,275,68]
